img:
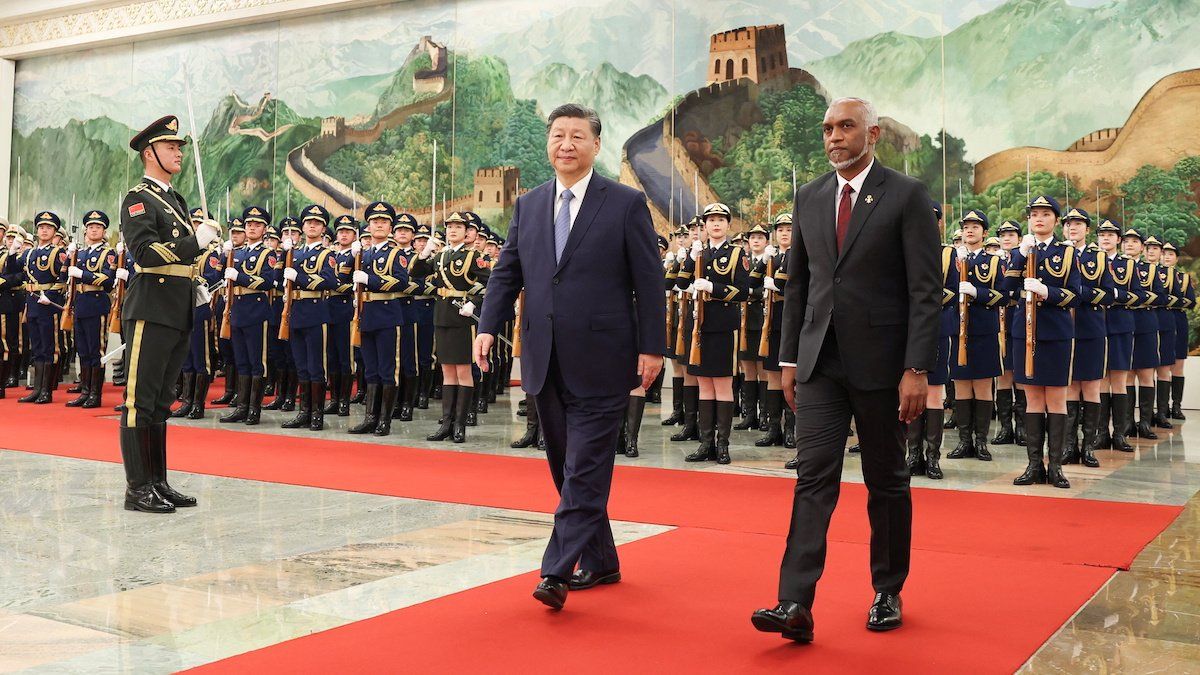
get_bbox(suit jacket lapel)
[813,174,837,265]
[555,175,607,273]
[835,163,887,269]
[536,182,557,264]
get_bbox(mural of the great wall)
[9,0,1200,263]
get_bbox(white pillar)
[0,58,13,221]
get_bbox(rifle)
[108,249,126,334]
[689,248,705,366]
[278,248,295,340]
[350,249,363,347]
[512,290,524,358]
[957,255,969,366]
[758,256,774,357]
[674,291,687,357]
[219,245,234,339]
[61,243,80,331]
[738,287,748,352]
[1024,248,1037,376]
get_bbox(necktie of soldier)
[836,183,853,252]
[554,188,574,264]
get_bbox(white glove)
[281,237,293,251]
[665,250,677,264]
[1024,277,1048,299]
[195,221,220,248]
[1019,235,1036,257]
[352,270,369,285]
[115,268,129,282]
[693,278,714,293]
[430,236,445,251]
[115,242,125,256]
[194,282,212,307]
[351,240,363,255]
[223,267,239,281]
[66,242,77,256]
[457,300,476,317]
[956,245,969,260]
[958,281,977,298]
[764,245,777,258]
[283,268,298,282]
[418,243,435,259]
[37,292,51,305]
[763,277,778,293]
[68,266,84,279]
[690,240,703,260]
[222,239,234,254]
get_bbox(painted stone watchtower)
[708,24,789,85]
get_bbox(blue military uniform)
[411,224,437,409]
[282,204,338,431]
[392,212,421,421]
[0,226,26,395]
[1166,242,1194,419]
[18,212,68,404]
[263,221,297,411]
[210,216,243,406]
[219,206,278,425]
[1147,236,1179,430]
[1100,220,1138,452]
[756,214,793,450]
[172,208,223,419]
[323,215,358,416]
[66,211,118,408]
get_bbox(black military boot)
[280,370,299,412]
[309,381,326,431]
[905,414,926,476]
[758,382,770,432]
[475,374,489,414]
[322,372,341,415]
[1013,413,1047,486]
[1062,401,1081,464]
[170,373,182,400]
[1154,380,1173,429]
[220,375,251,423]
[348,385,382,434]
[452,384,472,443]
[686,399,717,462]
[662,377,685,425]
[120,426,174,514]
[427,385,457,441]
[943,381,957,429]
[923,408,945,480]
[263,370,286,410]
[430,368,442,400]
[399,376,417,421]
[33,362,58,404]
[756,389,784,447]
[512,395,541,448]
[264,363,277,397]
[1046,412,1071,489]
[83,366,105,409]
[416,368,431,410]
[714,401,734,464]
[1013,389,1027,445]
[1110,392,1134,452]
[244,376,267,425]
[1096,392,1113,449]
[212,366,236,405]
[1125,385,1138,437]
[990,389,1014,444]
[17,362,44,403]
[1080,400,1101,468]
[148,422,196,508]
[338,374,353,416]
[169,372,195,417]
[1136,385,1157,439]
[972,399,993,461]
[282,381,312,429]
[375,386,398,436]
[947,399,974,459]
[647,368,664,404]
[66,365,91,407]
[187,374,211,419]
[734,379,759,430]
[1170,376,1186,420]
[624,395,646,458]
[783,409,797,449]
[351,369,366,404]
[671,386,700,441]
[464,386,479,427]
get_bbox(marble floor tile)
[17,643,208,675]
[0,610,121,672]
[1022,627,1200,674]
[146,606,348,662]
[31,584,272,639]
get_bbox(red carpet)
[185,527,1115,674]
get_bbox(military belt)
[233,287,267,296]
[437,288,471,298]
[291,290,325,300]
[135,263,194,278]
[27,282,65,292]
[363,292,402,302]
[78,284,106,293]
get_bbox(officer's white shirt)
[554,169,594,232]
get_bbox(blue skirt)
[1072,336,1106,382]
[950,333,1003,380]
[1107,332,1133,372]
[1014,338,1072,387]
[1132,331,1159,370]
[1175,312,1189,360]
[1001,330,1014,371]
[929,335,951,386]
[1158,328,1175,367]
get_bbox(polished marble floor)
[4,379,1200,672]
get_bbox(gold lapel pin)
[864,195,874,204]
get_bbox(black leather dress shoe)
[533,577,568,609]
[866,593,902,631]
[568,569,621,590]
[751,601,814,643]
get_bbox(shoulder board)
[129,182,151,194]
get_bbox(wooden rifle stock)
[957,255,969,366]
[278,249,294,340]
[220,247,234,339]
[688,249,705,366]
[61,248,79,331]
[1025,248,1037,376]
[513,291,524,357]
[674,292,687,356]
[758,257,774,357]
[350,250,363,347]
[108,274,125,334]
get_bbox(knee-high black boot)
[375,385,397,436]
[782,408,796,449]
[1014,389,1027,445]
[1110,392,1134,451]
[1136,385,1157,439]
[212,366,236,405]
[244,376,267,425]
[219,376,251,423]
[1046,412,1071,489]
[685,399,717,462]
[120,426,174,513]
[399,376,417,421]
[512,394,541,448]
[351,369,367,404]
[1080,400,1101,468]
[947,399,974,458]
[338,374,353,416]
[17,362,44,403]
[972,399,993,461]
[1170,376,1186,420]
[1125,385,1138,437]
[671,385,699,441]
[1096,392,1112,449]
[1062,401,1081,464]
[66,365,91,407]
[734,378,759,430]
[323,372,341,415]
[1154,380,1173,429]
[905,413,926,476]
[309,381,327,431]
[1013,413,1047,485]
[427,385,456,441]
[943,380,957,429]
[169,372,195,417]
[348,384,382,434]
[923,408,944,480]
[624,396,646,458]
[756,389,784,447]
[647,368,664,404]
[187,374,211,419]
[282,381,312,428]
[991,389,1014,444]
[452,385,472,443]
[756,381,770,431]
[662,376,684,425]
[714,400,734,464]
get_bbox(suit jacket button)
[553,278,559,285]
[834,277,841,284]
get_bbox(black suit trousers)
[535,347,627,579]
[778,330,912,606]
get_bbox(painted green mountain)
[804,0,1200,160]
[520,61,668,171]
[372,49,437,120]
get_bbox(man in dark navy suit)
[476,103,665,610]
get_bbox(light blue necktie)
[554,188,574,264]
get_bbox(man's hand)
[763,276,778,293]
[352,270,369,285]
[223,267,239,281]
[457,300,475,317]
[474,333,495,371]
[958,281,977,298]
[1024,277,1048,300]
[782,365,796,411]
[195,221,220,248]
[637,353,663,391]
[67,266,84,279]
[115,268,129,282]
[283,268,298,283]
[898,370,927,423]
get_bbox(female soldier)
[736,223,770,432]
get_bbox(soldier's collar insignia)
[166,118,178,131]
[864,195,874,204]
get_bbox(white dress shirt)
[553,169,594,231]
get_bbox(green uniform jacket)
[119,179,204,330]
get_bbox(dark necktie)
[836,183,853,252]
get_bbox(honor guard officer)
[984,237,1001,255]
[323,214,359,416]
[410,224,437,409]
[736,223,771,432]
[264,222,296,411]
[0,224,25,396]
[219,206,278,426]
[118,115,222,513]
[907,200,955,480]
[947,209,1005,463]
[1125,229,1162,439]
[1005,195,1082,489]
[18,211,68,404]
[463,213,493,420]
[347,201,409,437]
[1095,220,1136,451]
[281,204,337,431]
[65,210,117,408]
[171,209,222,420]
[390,212,421,421]
[764,213,795,461]
[677,202,751,465]
[416,211,489,443]
[211,217,244,406]
[993,219,1024,444]
[662,223,692,431]
[1162,242,1193,419]
[1144,236,1178,429]
[1062,208,1112,467]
